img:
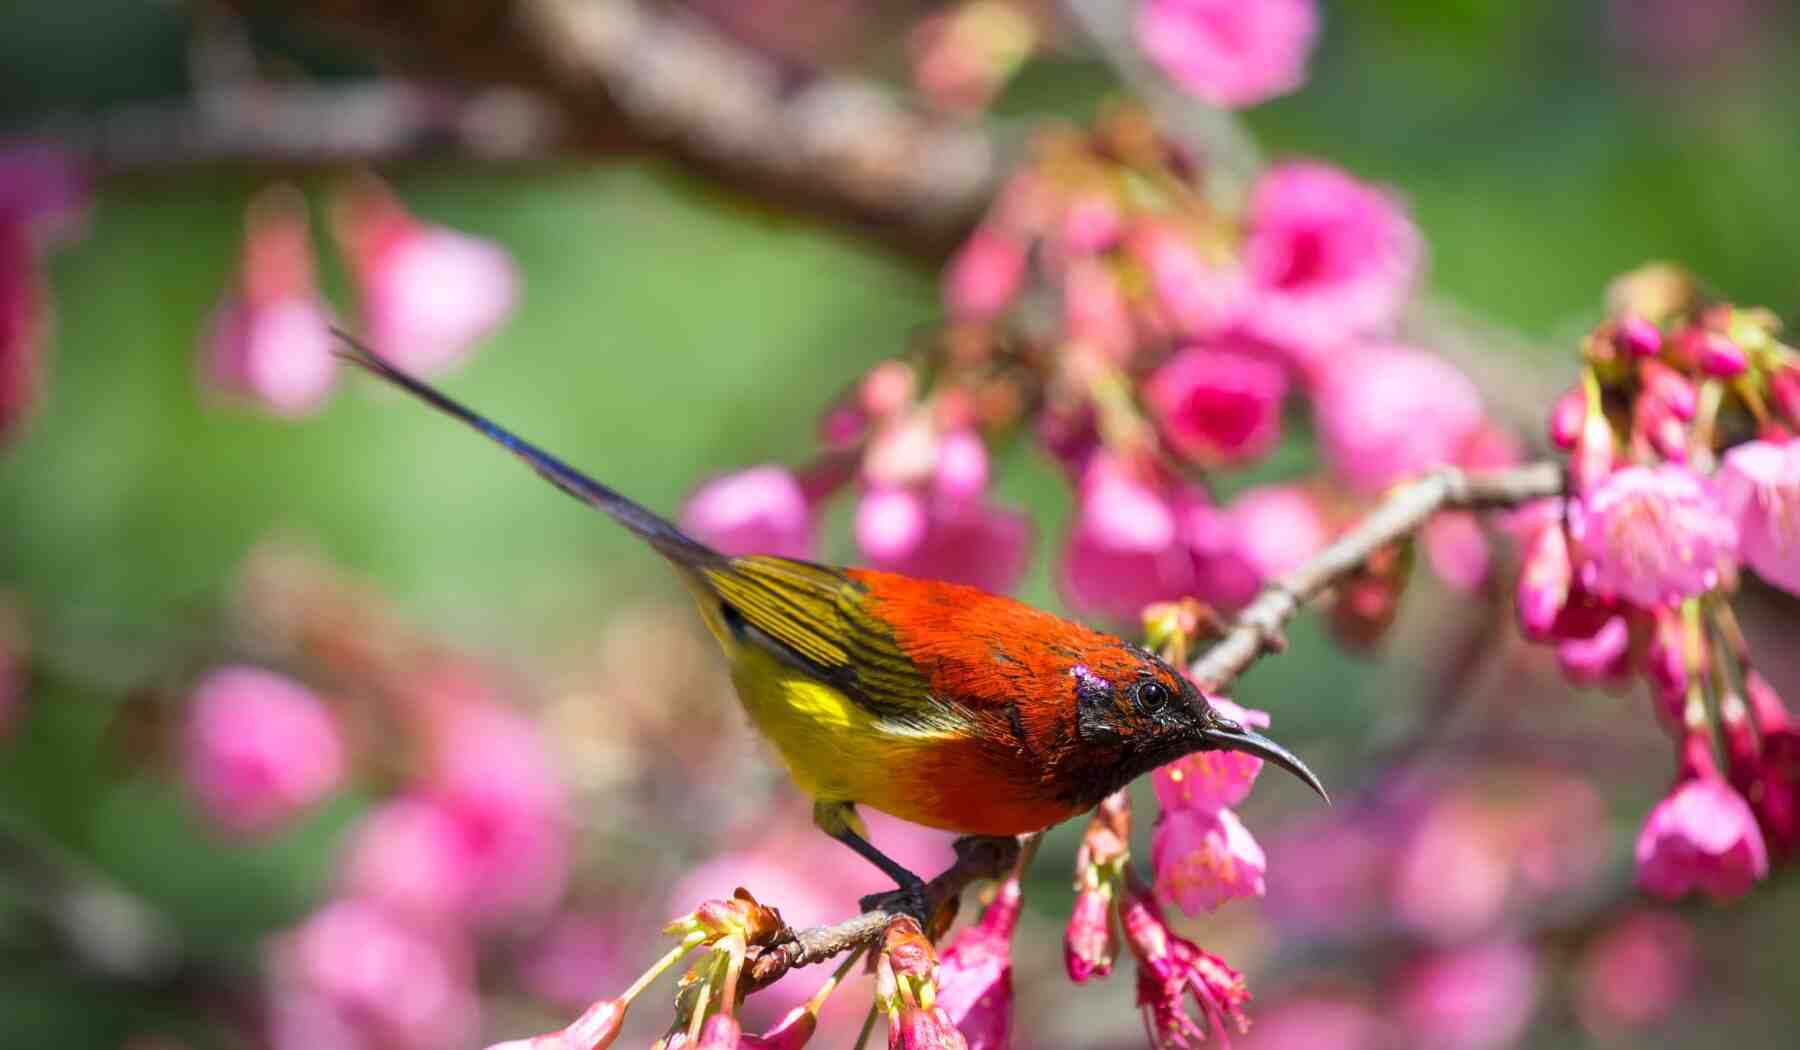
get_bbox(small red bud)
[1616,315,1663,358]
[1549,387,1585,450]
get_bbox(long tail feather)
[332,330,723,569]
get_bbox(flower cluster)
[1518,264,1800,900]
[204,175,517,417]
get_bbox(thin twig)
[1189,461,1566,691]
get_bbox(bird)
[333,333,1325,912]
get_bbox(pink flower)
[1423,511,1491,593]
[1236,997,1384,1050]
[1059,194,1125,255]
[1180,500,1263,611]
[268,898,479,1050]
[681,466,816,560]
[515,912,626,1011]
[1241,165,1422,366]
[1576,911,1697,1033]
[1152,806,1267,914]
[339,797,476,922]
[1391,796,1512,943]
[181,666,345,835]
[1635,773,1769,902]
[1555,612,1631,685]
[854,486,1033,593]
[1063,883,1118,983]
[1153,697,1270,812]
[934,875,1021,1050]
[1137,0,1319,108]
[1569,464,1738,607]
[0,218,42,444]
[944,227,1026,322]
[485,998,627,1050]
[1145,346,1287,467]
[1121,881,1251,1046]
[1715,438,1800,596]
[1063,258,1135,360]
[1395,940,1540,1050]
[697,1014,743,1050]
[202,186,337,416]
[1515,519,1572,639]
[336,176,517,375]
[1129,224,1242,339]
[1059,455,1200,621]
[1225,484,1330,581]
[1313,345,1485,494]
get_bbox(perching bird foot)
[859,882,932,928]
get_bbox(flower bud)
[1063,883,1117,983]
[1689,329,1747,377]
[1516,522,1572,640]
[943,227,1025,323]
[1615,315,1663,358]
[1549,387,1585,450]
[696,1014,742,1050]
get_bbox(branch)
[1189,461,1567,691]
[741,833,1021,993]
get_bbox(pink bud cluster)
[1515,265,1800,901]
[202,174,517,418]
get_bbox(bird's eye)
[1135,680,1173,712]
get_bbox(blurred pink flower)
[339,797,475,922]
[944,226,1026,322]
[935,875,1020,1050]
[1555,612,1631,685]
[1145,346,1287,467]
[1422,511,1490,593]
[515,912,627,1011]
[1063,258,1135,361]
[1153,697,1269,812]
[0,139,89,246]
[1059,455,1201,621]
[1225,484,1330,581]
[1395,940,1540,1050]
[418,700,572,927]
[0,218,42,444]
[1059,194,1125,255]
[1122,881,1250,1045]
[854,485,1033,593]
[1236,996,1385,1050]
[1635,771,1769,902]
[1569,464,1738,607]
[1715,438,1800,595]
[486,997,628,1050]
[181,666,345,835]
[1241,165,1422,366]
[269,898,479,1050]
[336,176,517,375]
[1515,519,1572,639]
[203,186,337,417]
[1391,798,1512,943]
[1313,345,1485,495]
[1264,812,1390,937]
[1152,806,1267,915]
[1180,500,1263,611]
[1137,0,1319,108]
[681,466,816,560]
[1129,224,1242,339]
[1576,910,1697,1034]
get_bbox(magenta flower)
[1394,940,1540,1050]
[515,912,625,1011]
[1059,194,1125,255]
[1224,484,1330,582]
[1575,911,1696,1033]
[1515,519,1573,639]
[1635,772,1769,902]
[1137,0,1319,108]
[1181,500,1263,611]
[1241,165,1422,366]
[855,485,1033,593]
[1121,881,1251,1046]
[944,226,1026,322]
[934,875,1021,1050]
[1152,806,1267,915]
[1569,464,1738,607]
[1236,996,1384,1050]
[1060,455,1202,621]
[202,187,337,417]
[486,997,628,1050]
[1153,697,1270,812]
[1422,511,1491,594]
[681,465,816,560]
[336,176,517,375]
[1063,257,1135,361]
[1145,346,1288,467]
[0,218,41,444]
[1063,883,1118,983]
[181,666,345,835]
[1555,612,1631,685]
[339,796,476,922]
[1390,795,1512,943]
[269,898,479,1050]
[1129,223,1242,340]
[1314,345,1486,494]
[697,1014,743,1050]
[1715,438,1800,596]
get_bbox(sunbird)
[336,336,1324,909]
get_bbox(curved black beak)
[1202,717,1330,804]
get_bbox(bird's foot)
[858,881,932,929]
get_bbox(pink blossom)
[1569,464,1738,607]
[1264,813,1390,937]
[1615,314,1664,358]
[337,177,517,375]
[1137,0,1319,108]
[1063,257,1135,361]
[1313,345,1485,495]
[515,912,626,1011]
[1576,911,1697,1033]
[1241,165,1422,366]
[1152,806,1267,915]
[1153,697,1270,812]
[1121,881,1251,1046]
[697,1014,743,1050]
[202,186,337,416]
[181,666,345,835]
[1228,485,1329,583]
[1059,194,1125,254]
[0,218,41,444]
[339,797,475,922]
[944,227,1026,322]
[1689,329,1747,377]
[1059,455,1201,621]
[1063,883,1118,983]
[1236,997,1384,1050]
[486,998,628,1050]
[1715,438,1800,596]
[681,466,816,560]
[1548,388,1585,450]
[1180,500,1263,611]
[1395,941,1540,1050]
[1422,511,1490,593]
[1391,797,1512,943]
[1129,224,1242,339]
[1635,773,1769,902]
[1515,520,1572,639]
[934,876,1021,1050]
[268,899,479,1050]
[1145,346,1287,467]
[933,429,990,513]
[1555,612,1632,685]
[855,486,1033,593]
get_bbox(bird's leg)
[812,800,930,925]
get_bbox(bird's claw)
[859,882,932,928]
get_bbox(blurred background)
[3,2,1799,1048]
